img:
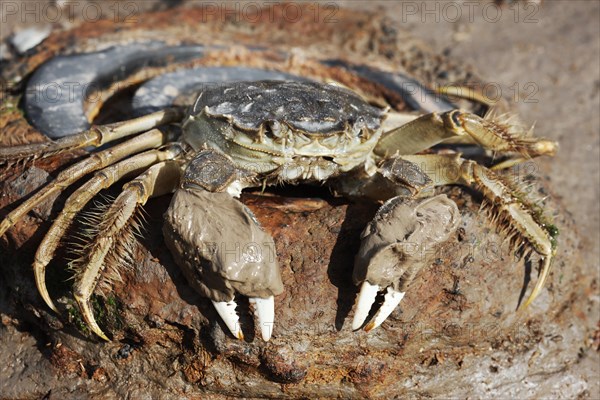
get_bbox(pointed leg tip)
[518,294,536,312]
[47,302,59,314]
[35,269,59,313]
[77,297,110,341]
[93,328,111,342]
[39,286,59,313]
[518,255,552,311]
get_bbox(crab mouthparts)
[274,156,338,181]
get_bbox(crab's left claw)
[353,282,405,331]
[352,195,461,331]
[163,185,283,341]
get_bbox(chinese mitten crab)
[0,80,558,341]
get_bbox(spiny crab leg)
[466,158,555,309]
[0,128,175,238]
[375,110,557,159]
[74,160,182,340]
[403,153,557,309]
[0,108,183,165]
[33,147,181,313]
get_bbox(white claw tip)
[251,296,275,341]
[365,287,405,332]
[212,299,243,340]
[352,281,380,331]
[352,282,405,333]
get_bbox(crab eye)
[450,110,463,127]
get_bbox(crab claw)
[352,281,380,330]
[352,195,460,332]
[352,282,406,331]
[212,299,244,340]
[211,296,275,341]
[163,186,284,341]
[250,296,275,341]
[363,286,405,332]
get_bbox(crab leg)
[462,159,555,309]
[0,108,183,165]
[0,128,175,238]
[73,160,182,340]
[375,110,557,159]
[34,147,182,313]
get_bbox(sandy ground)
[0,0,598,398]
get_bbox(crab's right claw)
[163,185,284,341]
[250,296,275,341]
[211,295,275,341]
[352,195,461,332]
[212,299,245,340]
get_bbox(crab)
[0,79,558,342]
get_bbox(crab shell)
[181,81,386,180]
